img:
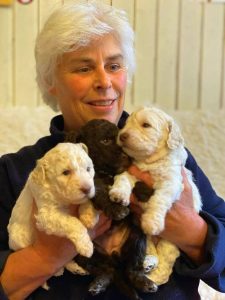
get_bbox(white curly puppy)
[109,106,202,284]
[8,143,99,286]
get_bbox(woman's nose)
[93,68,112,90]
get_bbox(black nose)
[119,132,129,142]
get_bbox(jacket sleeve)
[175,149,225,292]
[0,157,15,254]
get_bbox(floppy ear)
[30,158,48,185]
[167,120,184,150]
[79,143,89,154]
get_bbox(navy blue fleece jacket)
[0,113,225,300]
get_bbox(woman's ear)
[48,86,57,96]
[167,120,184,150]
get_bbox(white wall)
[0,0,225,112]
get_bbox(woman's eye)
[108,64,121,72]
[142,123,151,128]
[77,67,91,73]
[62,170,71,176]
[100,139,112,146]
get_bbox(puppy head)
[117,107,184,160]
[73,119,131,175]
[31,143,95,205]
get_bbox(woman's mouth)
[89,99,115,106]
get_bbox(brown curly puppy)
[65,119,157,300]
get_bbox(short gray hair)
[35,1,135,111]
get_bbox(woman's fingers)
[89,213,112,240]
[128,165,153,187]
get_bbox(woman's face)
[50,34,128,131]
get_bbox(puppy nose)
[119,132,129,142]
[80,186,91,195]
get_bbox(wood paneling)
[14,0,38,106]
[0,5,13,107]
[155,0,180,109]
[200,4,224,109]
[177,0,202,109]
[0,0,225,111]
[133,0,157,109]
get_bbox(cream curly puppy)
[109,107,202,284]
[8,143,99,286]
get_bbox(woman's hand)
[128,165,208,264]
[31,202,111,271]
[0,202,111,300]
[160,169,208,264]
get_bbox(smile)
[89,99,116,106]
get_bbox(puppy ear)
[167,120,184,150]
[31,158,47,185]
[79,143,89,154]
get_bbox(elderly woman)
[0,1,225,300]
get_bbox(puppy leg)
[35,208,93,257]
[143,237,158,273]
[8,184,34,250]
[109,172,137,206]
[65,260,89,275]
[79,201,99,229]
[146,239,180,285]
[140,181,183,235]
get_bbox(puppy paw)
[89,282,106,295]
[141,213,164,235]
[65,261,89,275]
[108,204,130,220]
[89,277,110,295]
[143,255,158,273]
[79,202,99,229]
[128,272,158,294]
[80,213,99,229]
[109,188,130,206]
[75,238,93,258]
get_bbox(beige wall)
[0,0,225,112]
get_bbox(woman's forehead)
[60,34,123,64]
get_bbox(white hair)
[35,1,135,111]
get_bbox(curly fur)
[8,143,98,288]
[110,107,202,285]
[66,119,158,300]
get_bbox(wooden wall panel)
[155,0,180,109]
[14,0,38,106]
[177,0,202,109]
[133,0,157,110]
[221,8,225,109]
[38,0,62,29]
[1,0,225,111]
[200,3,224,110]
[0,6,13,107]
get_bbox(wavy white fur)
[109,106,202,285]
[8,142,99,288]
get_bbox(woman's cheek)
[66,75,90,96]
[116,71,127,89]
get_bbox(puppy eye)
[142,123,151,128]
[62,170,71,176]
[87,166,91,172]
[100,138,112,146]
